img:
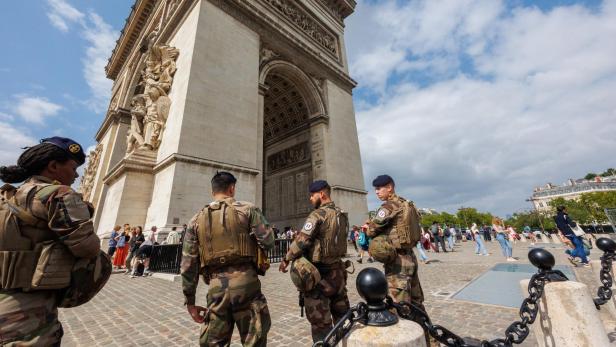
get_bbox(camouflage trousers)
[384,249,436,346]
[304,265,350,343]
[383,249,424,305]
[0,290,63,346]
[200,264,271,346]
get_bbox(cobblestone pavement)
[58,239,606,346]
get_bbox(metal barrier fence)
[268,238,292,263]
[148,238,293,274]
[149,244,183,274]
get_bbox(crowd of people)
[106,224,185,277]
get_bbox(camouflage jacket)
[1,175,100,258]
[368,194,408,238]
[180,196,275,305]
[284,201,337,263]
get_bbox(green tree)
[600,168,616,177]
[585,172,597,180]
[549,197,592,224]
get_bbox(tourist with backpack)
[357,223,373,263]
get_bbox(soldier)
[367,175,425,309]
[181,171,274,346]
[0,137,111,346]
[279,180,350,343]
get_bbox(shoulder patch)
[63,193,91,223]
[303,221,314,231]
[377,209,387,218]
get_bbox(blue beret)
[41,137,86,165]
[372,175,394,187]
[309,180,330,193]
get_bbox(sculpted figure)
[127,94,146,153]
[138,32,179,150]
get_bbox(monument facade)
[84,0,367,239]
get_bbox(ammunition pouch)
[31,241,75,290]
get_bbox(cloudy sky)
[1,0,614,216]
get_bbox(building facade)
[531,176,616,212]
[80,0,368,240]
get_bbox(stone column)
[344,319,426,347]
[520,279,610,347]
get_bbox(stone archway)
[260,61,325,229]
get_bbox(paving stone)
[58,240,601,346]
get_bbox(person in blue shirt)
[554,206,589,267]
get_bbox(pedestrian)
[524,225,536,245]
[180,171,274,346]
[472,223,489,256]
[366,175,428,344]
[445,224,455,251]
[357,224,373,263]
[493,218,515,261]
[0,136,110,345]
[350,225,359,252]
[125,226,143,273]
[507,225,518,244]
[278,180,350,343]
[431,221,447,252]
[482,225,492,241]
[112,227,130,269]
[108,225,120,257]
[416,233,430,264]
[555,206,589,267]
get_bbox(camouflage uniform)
[368,194,424,306]
[0,176,101,346]
[284,202,350,343]
[181,197,274,346]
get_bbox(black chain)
[391,269,567,347]
[594,251,616,308]
[312,302,368,347]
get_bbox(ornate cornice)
[213,0,357,91]
[105,0,157,80]
[261,0,339,58]
[316,0,356,22]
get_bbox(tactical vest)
[388,200,422,250]
[0,183,75,291]
[197,200,257,267]
[309,206,349,264]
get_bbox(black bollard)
[355,267,398,326]
[528,248,568,281]
[596,237,616,253]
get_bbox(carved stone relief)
[80,143,103,202]
[126,31,179,154]
[267,141,311,173]
[260,47,280,65]
[262,0,338,56]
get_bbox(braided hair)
[0,143,73,183]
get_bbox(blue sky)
[1,0,615,216]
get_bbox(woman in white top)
[472,223,489,256]
[493,218,515,261]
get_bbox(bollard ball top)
[596,238,616,253]
[356,267,388,304]
[528,248,555,270]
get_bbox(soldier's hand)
[279,259,289,273]
[187,304,208,323]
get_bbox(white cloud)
[347,0,616,216]
[46,0,118,113]
[81,12,117,112]
[13,95,63,124]
[46,0,84,32]
[0,122,37,167]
